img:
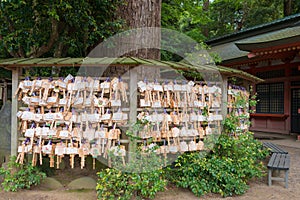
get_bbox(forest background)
[0,0,299,59]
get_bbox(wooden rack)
[14,72,229,168]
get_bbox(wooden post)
[128,66,138,162]
[221,75,228,120]
[11,68,19,156]
[4,80,7,104]
[0,82,3,103]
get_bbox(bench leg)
[268,169,272,186]
[285,170,289,188]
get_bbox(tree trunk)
[284,0,292,16]
[118,0,161,60]
[102,0,162,78]
[202,0,210,38]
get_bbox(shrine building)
[206,13,300,135]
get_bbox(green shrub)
[0,156,46,192]
[97,167,166,200]
[96,149,167,200]
[166,132,268,197]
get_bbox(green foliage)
[97,167,166,200]
[0,0,124,58]
[96,149,167,200]
[162,0,297,42]
[207,0,298,38]
[249,87,258,112]
[97,168,132,200]
[110,144,165,173]
[0,156,46,192]
[162,0,210,41]
[125,119,150,141]
[161,0,211,61]
[244,0,283,28]
[1,0,298,60]
[167,132,268,197]
[0,68,11,79]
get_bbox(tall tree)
[0,0,124,58]
[202,0,210,38]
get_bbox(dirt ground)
[0,144,299,200]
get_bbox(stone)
[67,177,97,190]
[39,177,63,190]
[0,102,12,163]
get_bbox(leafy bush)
[167,132,268,197]
[0,156,46,192]
[96,148,167,200]
[97,167,166,200]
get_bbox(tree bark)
[118,0,161,60]
[102,0,162,78]
[284,0,292,16]
[202,0,210,38]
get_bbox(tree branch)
[4,42,19,57]
[18,45,26,57]
[29,18,59,57]
[54,24,68,57]
[54,41,64,57]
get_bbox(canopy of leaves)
[162,0,299,41]
[162,0,210,42]
[208,0,285,37]
[0,0,124,58]
[0,0,298,62]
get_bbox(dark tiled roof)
[235,26,300,51]
[206,13,300,46]
[236,26,300,44]
[207,14,300,62]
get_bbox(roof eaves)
[0,57,262,83]
[217,65,263,83]
[206,13,300,46]
[129,57,154,65]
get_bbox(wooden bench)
[267,153,290,188]
[263,142,288,154]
